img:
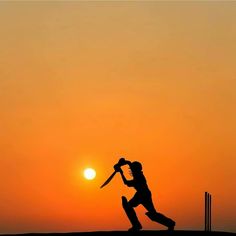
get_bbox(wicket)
[205,192,212,231]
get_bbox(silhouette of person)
[114,158,175,231]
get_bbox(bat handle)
[113,164,121,172]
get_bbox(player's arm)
[114,165,134,187]
[120,171,135,187]
[114,158,134,186]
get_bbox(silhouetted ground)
[1,230,235,236]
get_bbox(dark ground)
[1,231,235,236]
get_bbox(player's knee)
[145,211,158,221]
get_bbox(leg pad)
[122,196,142,230]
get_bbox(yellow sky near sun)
[0,1,236,234]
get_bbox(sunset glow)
[0,1,235,234]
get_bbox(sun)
[83,168,96,180]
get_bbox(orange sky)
[0,1,235,234]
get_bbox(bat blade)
[100,171,116,188]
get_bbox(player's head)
[130,161,142,174]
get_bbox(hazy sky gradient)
[0,1,235,234]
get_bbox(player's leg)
[122,193,142,231]
[145,211,175,230]
[142,195,175,230]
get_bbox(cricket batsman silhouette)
[101,158,176,231]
